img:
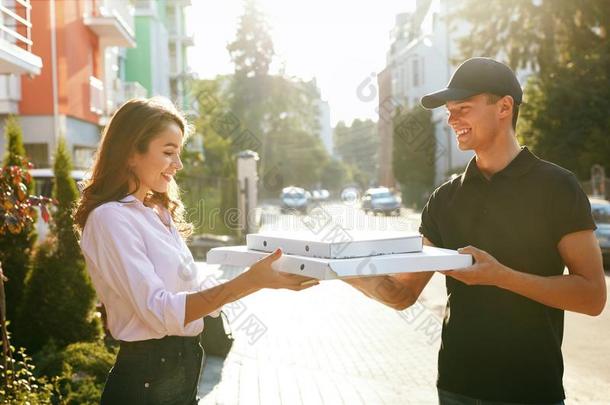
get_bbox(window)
[73,146,96,170]
[412,59,420,87]
[24,143,49,168]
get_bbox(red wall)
[20,0,102,125]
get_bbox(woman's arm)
[185,249,317,325]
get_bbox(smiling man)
[345,57,606,404]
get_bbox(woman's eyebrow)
[163,142,180,148]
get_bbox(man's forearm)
[344,276,416,310]
[497,267,606,316]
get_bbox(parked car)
[590,197,610,269]
[311,189,330,202]
[31,168,89,241]
[361,187,401,216]
[280,186,309,214]
[340,186,360,204]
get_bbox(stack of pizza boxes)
[207,231,472,280]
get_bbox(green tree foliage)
[181,78,238,235]
[334,119,379,188]
[456,0,610,178]
[18,139,101,352]
[392,106,436,208]
[222,2,328,197]
[227,0,274,142]
[0,116,37,329]
[320,159,351,193]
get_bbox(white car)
[30,169,90,241]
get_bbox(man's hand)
[445,245,510,286]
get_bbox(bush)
[0,116,37,333]
[18,139,101,352]
[35,341,117,405]
[0,345,56,404]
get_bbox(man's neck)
[475,131,521,179]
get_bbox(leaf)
[41,204,50,223]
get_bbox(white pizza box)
[246,231,423,259]
[206,245,473,280]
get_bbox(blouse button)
[161,357,166,363]
[144,382,150,388]
[178,352,182,357]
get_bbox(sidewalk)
[196,264,445,405]
[196,263,610,405]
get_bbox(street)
[197,202,610,404]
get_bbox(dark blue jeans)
[438,389,565,405]
[101,335,203,405]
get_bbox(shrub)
[18,139,101,352]
[0,116,37,332]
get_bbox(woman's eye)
[164,152,174,156]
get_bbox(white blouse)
[80,194,205,342]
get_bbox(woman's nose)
[173,155,183,171]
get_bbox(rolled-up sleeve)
[82,206,202,336]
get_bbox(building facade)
[0,0,138,169]
[125,0,193,110]
[381,0,532,187]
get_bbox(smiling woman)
[72,97,319,404]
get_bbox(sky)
[186,0,415,126]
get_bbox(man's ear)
[498,95,514,120]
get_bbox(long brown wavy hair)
[74,97,193,238]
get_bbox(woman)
[74,97,318,404]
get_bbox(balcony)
[83,0,136,48]
[0,0,42,75]
[89,76,104,115]
[0,74,20,113]
[169,31,194,47]
[98,78,146,126]
[110,78,146,109]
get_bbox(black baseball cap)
[420,57,522,109]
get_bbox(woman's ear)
[127,153,137,170]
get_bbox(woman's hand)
[244,248,320,291]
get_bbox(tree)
[455,0,610,179]
[320,159,350,193]
[392,106,436,208]
[18,138,100,353]
[181,78,239,235]
[226,1,327,197]
[334,119,379,188]
[0,116,37,329]
[227,0,275,143]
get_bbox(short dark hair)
[486,93,519,130]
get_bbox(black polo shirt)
[419,146,596,403]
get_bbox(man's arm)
[343,237,435,310]
[446,230,607,316]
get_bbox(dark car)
[361,187,401,216]
[280,186,309,214]
[590,197,610,269]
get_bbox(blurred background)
[0,0,609,403]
